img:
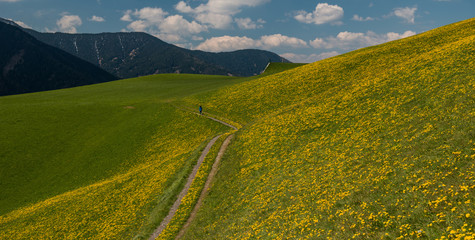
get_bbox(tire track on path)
[175,133,234,239]
[149,110,238,240]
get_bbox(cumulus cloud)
[235,18,265,29]
[281,51,339,63]
[195,12,232,29]
[196,36,256,52]
[195,34,308,52]
[295,3,344,25]
[121,10,133,22]
[310,30,416,50]
[133,7,168,23]
[393,7,417,23]
[89,15,105,22]
[159,15,207,36]
[352,14,374,22]
[260,34,308,48]
[176,0,269,29]
[121,7,207,43]
[57,15,82,33]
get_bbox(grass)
[180,18,475,239]
[259,62,307,77]
[0,63,297,239]
[0,74,239,239]
[156,132,232,240]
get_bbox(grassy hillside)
[0,63,299,239]
[0,74,244,239]
[179,18,475,239]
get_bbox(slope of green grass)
[0,74,249,239]
[0,61,296,239]
[180,18,475,239]
[259,62,307,77]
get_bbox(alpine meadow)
[0,17,474,240]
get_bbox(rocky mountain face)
[0,21,117,96]
[22,28,289,78]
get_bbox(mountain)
[0,21,117,96]
[21,28,288,78]
[192,49,288,77]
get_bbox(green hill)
[0,63,299,239]
[178,18,474,239]
[0,74,239,238]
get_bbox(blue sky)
[1,0,473,62]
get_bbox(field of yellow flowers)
[181,18,474,239]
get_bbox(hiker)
[199,106,203,115]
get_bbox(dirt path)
[176,133,234,239]
[148,112,237,240]
[148,134,222,240]
[202,115,238,130]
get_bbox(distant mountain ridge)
[23,31,230,78]
[0,21,117,96]
[19,27,289,78]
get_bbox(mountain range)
[20,24,288,78]
[0,17,289,95]
[0,21,117,96]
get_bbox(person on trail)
[199,106,203,115]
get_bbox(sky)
[1,0,474,63]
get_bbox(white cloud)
[195,34,308,52]
[281,51,339,63]
[295,3,344,25]
[196,36,256,52]
[235,18,265,29]
[15,20,31,29]
[0,0,22,2]
[196,12,233,29]
[134,7,168,23]
[5,18,32,29]
[89,15,105,22]
[127,20,147,32]
[352,14,374,22]
[122,7,207,43]
[176,1,194,13]
[159,15,207,36]
[310,30,416,50]
[393,7,417,23]
[260,34,308,48]
[56,15,82,33]
[176,0,269,29]
[121,10,133,22]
